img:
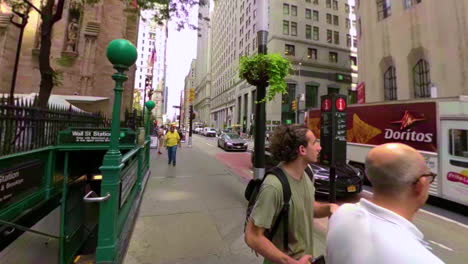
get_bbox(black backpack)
[244,166,314,250]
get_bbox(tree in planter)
[7,0,206,107]
[239,53,292,103]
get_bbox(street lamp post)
[96,39,137,262]
[253,0,268,179]
[145,100,155,168]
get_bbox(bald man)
[326,143,444,264]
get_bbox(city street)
[125,134,468,264]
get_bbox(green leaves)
[239,54,292,103]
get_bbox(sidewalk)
[124,143,327,264]
[123,146,261,264]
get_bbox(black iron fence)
[0,97,109,156]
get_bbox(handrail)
[122,147,140,163]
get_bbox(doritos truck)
[305,96,468,206]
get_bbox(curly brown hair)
[270,124,310,163]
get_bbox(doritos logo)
[383,110,434,143]
[391,110,426,130]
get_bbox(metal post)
[9,8,30,105]
[329,166,337,203]
[145,101,155,169]
[96,39,137,263]
[188,105,193,147]
[253,0,269,179]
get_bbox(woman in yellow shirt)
[165,125,181,166]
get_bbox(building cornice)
[270,35,358,55]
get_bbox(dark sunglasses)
[413,172,437,184]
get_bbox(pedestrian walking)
[326,143,444,264]
[245,124,338,264]
[157,126,165,155]
[165,125,181,166]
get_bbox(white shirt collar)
[358,198,424,241]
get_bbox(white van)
[203,127,217,137]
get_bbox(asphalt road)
[192,134,468,264]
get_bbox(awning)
[305,81,320,86]
[327,83,341,89]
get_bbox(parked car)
[250,146,364,197]
[217,133,248,151]
[203,127,217,137]
[194,127,203,134]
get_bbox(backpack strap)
[266,167,291,251]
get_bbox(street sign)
[286,119,292,124]
[319,94,347,166]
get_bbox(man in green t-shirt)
[245,124,338,264]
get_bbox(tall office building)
[357,0,468,101]
[194,0,212,126]
[183,59,197,129]
[209,0,358,131]
[134,9,168,125]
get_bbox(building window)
[327,13,332,24]
[313,0,319,4]
[346,18,351,29]
[283,3,290,15]
[345,4,350,13]
[334,31,340,44]
[313,10,319,21]
[306,8,312,19]
[377,0,391,20]
[327,30,333,43]
[333,0,338,10]
[326,0,331,8]
[353,36,358,47]
[306,25,312,39]
[306,85,318,108]
[405,0,422,9]
[333,15,339,25]
[352,20,357,28]
[308,48,317,60]
[283,20,289,35]
[413,59,431,98]
[384,66,397,100]
[282,83,296,124]
[329,52,338,63]
[285,44,295,56]
[346,34,352,47]
[350,56,357,66]
[291,5,297,16]
[313,26,320,40]
[291,22,297,36]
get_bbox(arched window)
[384,66,397,100]
[413,59,431,98]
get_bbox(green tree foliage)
[239,54,292,102]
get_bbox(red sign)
[321,98,331,111]
[356,82,365,104]
[306,102,437,152]
[335,98,346,111]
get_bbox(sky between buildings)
[165,0,214,121]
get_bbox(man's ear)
[412,177,425,197]
[298,145,307,155]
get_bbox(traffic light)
[292,100,297,111]
[189,105,196,120]
[189,88,195,103]
[145,75,152,88]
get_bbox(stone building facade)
[0,0,139,116]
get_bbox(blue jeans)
[167,146,177,165]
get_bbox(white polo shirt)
[326,198,445,264]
